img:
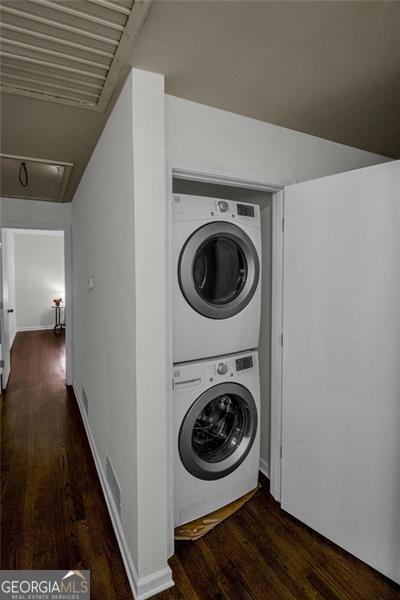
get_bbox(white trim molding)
[10,328,17,349]
[270,190,284,502]
[17,325,54,332]
[259,458,270,479]
[73,383,174,600]
[0,221,73,386]
[169,159,292,192]
[166,160,287,553]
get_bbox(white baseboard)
[10,329,17,349]
[72,383,174,600]
[17,326,53,332]
[259,457,270,479]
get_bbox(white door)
[281,160,400,583]
[0,229,11,390]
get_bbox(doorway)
[0,225,72,391]
[167,164,285,555]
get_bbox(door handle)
[7,308,14,313]
[174,377,202,388]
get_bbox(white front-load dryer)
[173,194,262,363]
[173,350,260,527]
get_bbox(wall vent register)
[0,0,151,111]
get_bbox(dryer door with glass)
[179,382,258,480]
[178,222,260,319]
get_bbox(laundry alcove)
[172,177,273,474]
[169,173,278,553]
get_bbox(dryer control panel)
[173,194,260,228]
[236,355,254,371]
[237,204,255,218]
[211,198,258,225]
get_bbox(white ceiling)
[0,0,150,202]
[131,1,400,158]
[1,1,399,203]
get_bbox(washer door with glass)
[179,382,258,480]
[178,222,260,319]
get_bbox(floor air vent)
[0,0,152,111]
[106,454,121,516]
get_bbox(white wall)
[13,231,65,331]
[72,70,171,596]
[166,95,389,471]
[3,229,17,347]
[0,197,71,228]
[70,80,389,595]
[166,95,388,182]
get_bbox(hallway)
[0,331,132,599]
[1,332,399,600]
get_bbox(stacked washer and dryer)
[172,193,263,527]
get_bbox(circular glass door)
[179,382,258,480]
[193,237,247,304]
[179,222,259,319]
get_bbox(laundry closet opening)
[170,175,275,546]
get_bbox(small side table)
[53,305,65,334]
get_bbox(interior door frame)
[0,222,73,387]
[166,160,289,555]
[0,229,11,390]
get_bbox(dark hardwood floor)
[0,331,132,599]
[159,475,400,600]
[1,331,399,600]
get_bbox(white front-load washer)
[173,350,260,527]
[173,194,262,363]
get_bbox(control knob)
[217,362,228,375]
[217,200,229,213]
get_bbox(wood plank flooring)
[158,474,400,600]
[0,331,132,599]
[1,331,399,599]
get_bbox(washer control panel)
[174,352,257,389]
[207,359,234,381]
[205,354,254,382]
